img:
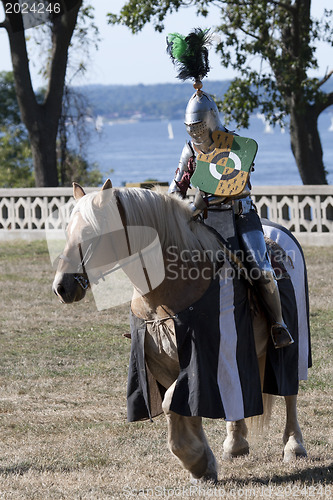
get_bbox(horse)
[52,179,310,482]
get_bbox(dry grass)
[0,241,332,499]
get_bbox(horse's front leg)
[222,419,249,459]
[162,383,218,482]
[283,395,307,462]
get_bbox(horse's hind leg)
[162,384,217,482]
[283,395,307,462]
[222,419,249,459]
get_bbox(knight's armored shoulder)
[180,141,195,165]
[169,141,195,194]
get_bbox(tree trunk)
[289,106,327,185]
[30,123,59,186]
[1,0,82,187]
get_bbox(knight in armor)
[167,29,294,349]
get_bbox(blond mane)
[72,187,222,260]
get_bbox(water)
[86,113,333,187]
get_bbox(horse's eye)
[81,230,93,241]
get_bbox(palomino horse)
[52,179,309,482]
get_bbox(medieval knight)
[167,29,294,349]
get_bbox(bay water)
[86,112,333,187]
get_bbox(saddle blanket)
[126,219,311,423]
[127,263,264,423]
[261,220,312,392]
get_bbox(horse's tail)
[247,393,275,435]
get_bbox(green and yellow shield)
[191,130,258,197]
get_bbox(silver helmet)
[184,91,224,153]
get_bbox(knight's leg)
[162,383,217,482]
[256,271,294,348]
[222,419,249,459]
[236,209,294,348]
[283,395,307,462]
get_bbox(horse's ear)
[101,179,112,190]
[93,179,113,208]
[73,182,86,200]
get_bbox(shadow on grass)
[0,463,77,476]
[216,462,333,487]
[1,461,332,484]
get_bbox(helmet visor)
[185,121,210,147]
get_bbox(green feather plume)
[166,28,212,82]
[167,33,188,61]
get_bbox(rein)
[75,243,90,290]
[58,244,90,290]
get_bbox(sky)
[0,0,332,87]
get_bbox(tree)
[0,0,83,186]
[57,84,103,187]
[0,70,102,187]
[109,0,333,184]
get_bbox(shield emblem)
[190,131,258,196]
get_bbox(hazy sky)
[0,0,332,87]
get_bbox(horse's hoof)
[283,436,307,462]
[202,472,218,485]
[283,447,307,463]
[190,472,218,485]
[222,446,249,460]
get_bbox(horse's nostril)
[55,284,65,298]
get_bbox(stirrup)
[271,323,294,349]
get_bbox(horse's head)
[52,178,222,311]
[52,178,116,303]
[52,178,168,309]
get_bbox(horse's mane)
[72,187,222,260]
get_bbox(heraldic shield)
[191,131,258,197]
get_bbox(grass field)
[0,241,332,499]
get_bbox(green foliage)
[57,151,103,187]
[0,71,22,126]
[107,0,177,33]
[0,71,103,188]
[108,0,333,183]
[0,128,34,188]
[0,72,34,187]
[57,85,104,187]
[213,1,333,125]
[108,1,333,127]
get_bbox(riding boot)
[256,273,294,349]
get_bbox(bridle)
[58,242,91,290]
[75,243,90,290]
[58,192,133,292]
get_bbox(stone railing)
[251,186,333,246]
[0,186,332,245]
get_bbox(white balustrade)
[0,186,332,245]
[251,186,333,245]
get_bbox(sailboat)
[95,115,104,133]
[168,122,174,140]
